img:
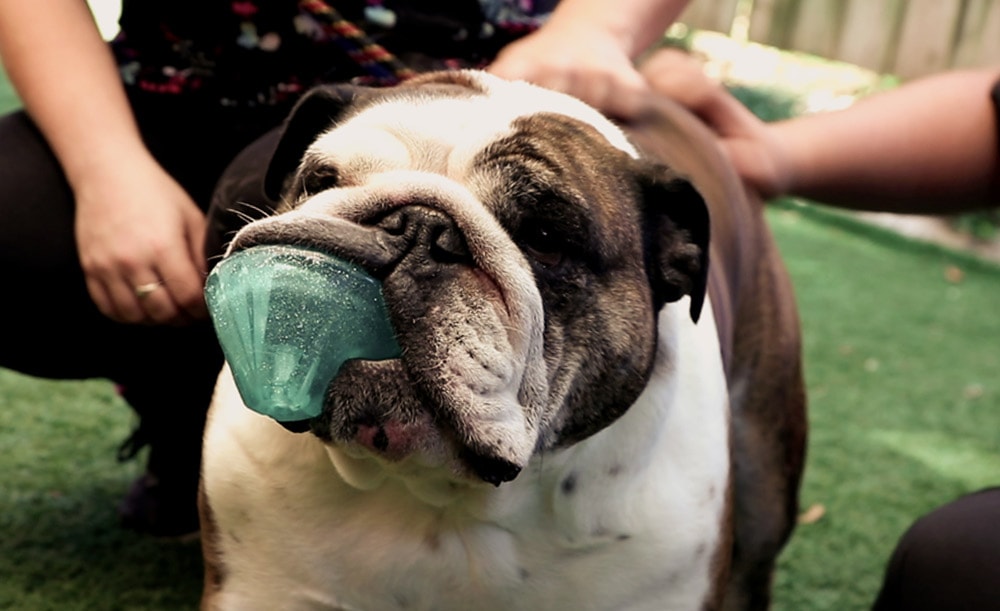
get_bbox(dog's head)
[225,70,709,493]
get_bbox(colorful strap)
[298,0,417,86]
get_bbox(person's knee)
[874,487,1000,611]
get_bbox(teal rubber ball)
[205,245,401,422]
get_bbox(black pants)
[0,90,287,479]
[873,487,1000,610]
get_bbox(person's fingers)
[129,276,181,324]
[155,254,208,321]
[84,257,200,326]
[641,48,723,117]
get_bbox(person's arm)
[0,0,208,324]
[540,0,690,59]
[488,0,691,117]
[641,49,1000,213]
[770,69,1000,213]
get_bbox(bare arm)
[774,69,1000,213]
[488,0,691,117]
[0,0,209,324]
[540,0,690,59]
[0,1,149,190]
[642,49,1000,213]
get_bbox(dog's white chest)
[204,302,729,611]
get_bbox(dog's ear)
[264,84,372,199]
[638,163,710,322]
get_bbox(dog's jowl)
[199,70,806,611]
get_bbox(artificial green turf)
[0,373,202,610]
[2,203,998,610]
[0,63,21,114]
[769,201,1000,610]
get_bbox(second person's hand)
[488,23,650,120]
[640,48,792,201]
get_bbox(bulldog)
[199,70,806,611]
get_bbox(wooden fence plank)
[788,0,848,59]
[677,0,742,34]
[892,0,964,77]
[747,0,793,48]
[835,0,904,73]
[952,0,1000,68]
[675,0,999,78]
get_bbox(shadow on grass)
[0,373,203,610]
[1,480,202,610]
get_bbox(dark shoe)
[115,415,203,540]
[113,370,209,540]
[118,471,200,540]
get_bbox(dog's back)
[627,95,808,611]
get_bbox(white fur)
[202,298,729,611]
[306,72,639,184]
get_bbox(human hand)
[73,155,209,325]
[639,48,792,201]
[488,23,650,120]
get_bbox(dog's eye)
[300,167,339,195]
[518,220,564,268]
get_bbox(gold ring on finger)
[134,281,163,299]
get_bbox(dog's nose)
[353,421,418,460]
[355,423,392,453]
[377,205,471,268]
[461,450,522,487]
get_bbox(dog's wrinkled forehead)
[303,71,638,179]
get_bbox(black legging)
[873,487,1000,610]
[0,89,287,476]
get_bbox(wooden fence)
[677,0,1000,78]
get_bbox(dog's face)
[224,71,709,492]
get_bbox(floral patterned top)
[111,0,556,108]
